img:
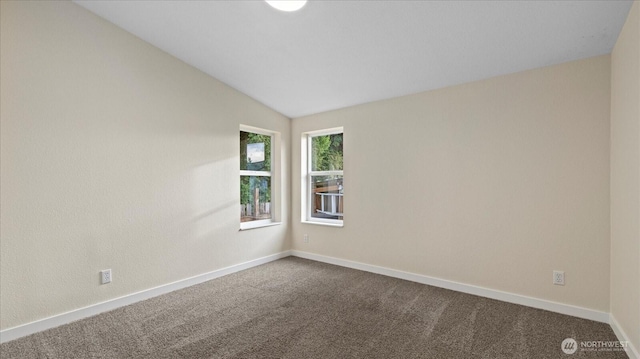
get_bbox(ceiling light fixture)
[265,0,307,12]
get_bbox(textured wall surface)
[0,1,290,330]
[610,0,640,353]
[292,55,612,313]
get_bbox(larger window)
[304,128,344,226]
[240,126,278,229]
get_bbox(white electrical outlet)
[553,270,565,286]
[101,269,112,284]
[303,234,309,243]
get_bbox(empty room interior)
[1,0,639,358]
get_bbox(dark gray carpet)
[0,257,628,358]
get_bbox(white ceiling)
[75,0,633,118]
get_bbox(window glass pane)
[240,131,271,171]
[311,133,343,172]
[311,175,343,220]
[240,176,272,222]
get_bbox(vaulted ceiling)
[75,1,633,118]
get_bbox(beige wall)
[611,0,640,352]
[292,55,612,312]
[0,1,290,330]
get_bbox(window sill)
[239,222,282,231]
[301,220,343,228]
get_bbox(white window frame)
[301,127,344,227]
[240,125,281,230]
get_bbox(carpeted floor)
[0,257,629,358]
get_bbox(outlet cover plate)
[101,269,112,284]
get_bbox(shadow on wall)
[191,159,239,240]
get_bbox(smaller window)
[240,126,280,230]
[302,128,344,226]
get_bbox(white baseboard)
[610,315,639,359]
[0,250,291,344]
[290,250,610,323]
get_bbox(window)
[240,126,279,230]
[303,128,344,226]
